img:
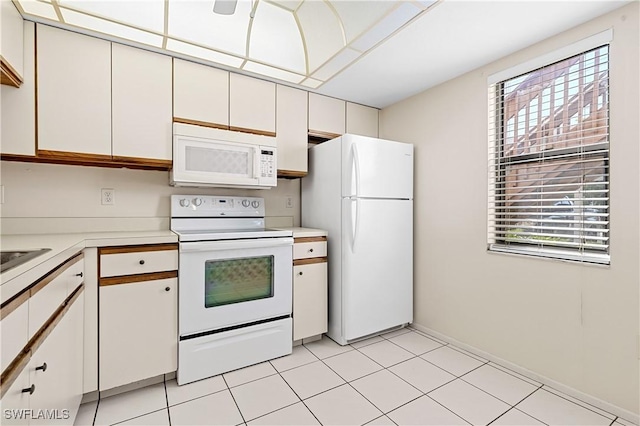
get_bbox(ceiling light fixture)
[213,0,237,15]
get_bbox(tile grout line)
[163,378,172,426]
[540,385,618,420]
[222,374,247,425]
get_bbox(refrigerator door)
[342,134,414,199]
[341,198,413,342]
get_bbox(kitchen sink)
[1,248,51,273]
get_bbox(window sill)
[488,244,610,267]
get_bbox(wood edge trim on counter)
[0,251,83,320]
[229,126,276,138]
[99,270,178,287]
[294,236,327,243]
[0,55,24,88]
[173,117,229,131]
[98,243,178,255]
[277,169,307,179]
[294,257,328,266]
[308,130,340,140]
[112,156,172,169]
[0,284,84,399]
[30,252,83,299]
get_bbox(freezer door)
[342,135,414,199]
[341,198,413,341]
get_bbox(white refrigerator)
[302,134,413,345]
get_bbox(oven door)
[178,237,292,336]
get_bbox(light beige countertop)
[275,227,328,238]
[1,230,177,304]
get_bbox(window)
[488,45,610,264]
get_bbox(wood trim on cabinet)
[173,117,229,131]
[112,156,172,170]
[38,150,113,163]
[99,270,177,287]
[294,236,327,243]
[277,169,307,179]
[229,126,276,138]
[0,251,83,320]
[308,130,340,141]
[0,284,84,399]
[99,243,178,255]
[30,252,83,299]
[0,55,23,87]
[0,153,37,162]
[0,291,30,321]
[293,257,328,266]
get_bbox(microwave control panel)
[260,148,276,179]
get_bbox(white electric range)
[171,195,293,385]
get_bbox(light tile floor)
[75,327,636,426]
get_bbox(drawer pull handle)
[139,260,145,265]
[298,271,303,276]
[165,287,171,292]
[308,248,314,253]
[36,362,47,372]
[22,384,35,395]
[76,272,83,278]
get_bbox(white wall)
[0,161,301,234]
[380,3,639,416]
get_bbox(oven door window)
[204,256,274,308]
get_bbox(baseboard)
[411,323,639,425]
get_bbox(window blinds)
[488,45,610,264]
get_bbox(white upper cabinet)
[112,44,172,161]
[229,73,276,135]
[173,59,229,128]
[276,85,308,175]
[308,93,345,138]
[1,21,35,156]
[346,102,379,138]
[1,0,24,87]
[37,24,111,156]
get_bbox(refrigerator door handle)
[352,143,361,198]
[350,198,361,253]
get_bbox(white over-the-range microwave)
[171,123,277,189]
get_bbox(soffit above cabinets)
[13,0,436,90]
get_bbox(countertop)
[275,227,328,238]
[1,230,177,304]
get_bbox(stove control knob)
[193,198,203,207]
[251,200,260,208]
[242,199,251,208]
[179,199,190,207]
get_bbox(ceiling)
[13,0,631,109]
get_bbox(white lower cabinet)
[290,229,328,342]
[99,278,177,391]
[293,262,328,341]
[1,366,30,425]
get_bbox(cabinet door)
[37,25,111,156]
[99,278,177,391]
[0,0,24,85]
[229,73,276,135]
[308,93,345,138]
[293,262,328,341]
[112,44,172,161]
[0,360,30,426]
[346,102,379,138]
[173,59,229,127]
[0,301,28,374]
[276,85,308,175]
[29,293,84,426]
[1,21,35,156]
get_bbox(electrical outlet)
[285,196,294,209]
[101,188,115,205]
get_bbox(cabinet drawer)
[28,254,83,339]
[0,301,28,373]
[100,247,178,278]
[293,241,327,260]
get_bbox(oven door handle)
[180,238,293,252]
